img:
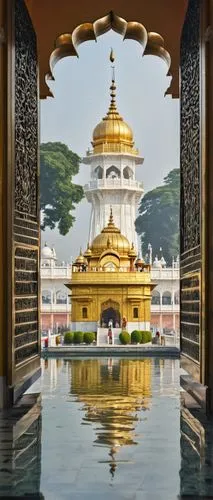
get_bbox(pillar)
[173,313,176,331]
[180,0,203,380]
[0,0,7,406]
[160,314,163,334]
[0,0,40,407]
[180,0,213,413]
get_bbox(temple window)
[162,291,172,305]
[82,307,88,318]
[123,166,133,179]
[94,166,103,179]
[151,290,161,305]
[56,290,67,304]
[106,166,120,179]
[42,290,51,304]
[133,307,139,318]
[174,291,179,305]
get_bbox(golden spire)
[106,49,119,118]
[91,49,136,155]
[107,206,116,228]
[110,48,115,63]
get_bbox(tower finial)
[110,48,115,64]
[108,206,114,225]
[108,49,118,116]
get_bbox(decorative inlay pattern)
[180,0,200,253]
[15,0,38,217]
[180,0,201,365]
[14,0,39,367]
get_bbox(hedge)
[64,332,73,344]
[131,330,142,344]
[73,331,84,344]
[140,331,152,344]
[119,331,131,345]
[83,332,95,344]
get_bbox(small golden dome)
[75,248,85,265]
[129,243,137,258]
[84,243,92,258]
[91,209,130,255]
[92,79,135,155]
[135,257,145,268]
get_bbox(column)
[173,313,176,331]
[0,0,7,407]
[160,314,163,334]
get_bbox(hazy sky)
[41,31,179,262]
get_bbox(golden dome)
[92,78,135,155]
[84,243,92,258]
[91,209,130,255]
[135,257,145,268]
[74,249,85,265]
[129,243,137,258]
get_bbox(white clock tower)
[83,53,144,251]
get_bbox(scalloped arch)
[46,11,171,97]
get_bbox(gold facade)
[67,212,155,328]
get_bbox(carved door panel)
[180,0,201,378]
[7,0,40,402]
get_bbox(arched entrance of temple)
[101,307,121,328]
[101,300,121,328]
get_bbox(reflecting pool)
[1,357,213,499]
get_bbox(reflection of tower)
[83,52,144,251]
[0,394,43,498]
[70,359,152,478]
[41,357,63,390]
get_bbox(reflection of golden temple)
[70,359,152,464]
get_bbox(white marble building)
[40,244,179,335]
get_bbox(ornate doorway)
[101,300,121,328]
[101,308,121,328]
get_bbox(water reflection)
[0,393,43,498]
[0,357,184,498]
[180,394,213,498]
[69,358,152,478]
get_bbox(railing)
[72,267,150,273]
[41,267,71,278]
[84,178,143,191]
[151,269,180,280]
[86,145,139,155]
[41,303,71,313]
[151,304,180,313]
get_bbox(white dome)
[160,256,166,267]
[152,256,162,269]
[41,243,54,259]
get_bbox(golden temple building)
[67,210,155,343]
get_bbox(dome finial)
[108,206,114,226]
[107,48,119,117]
[110,48,115,63]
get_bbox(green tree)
[135,169,180,265]
[40,142,84,235]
